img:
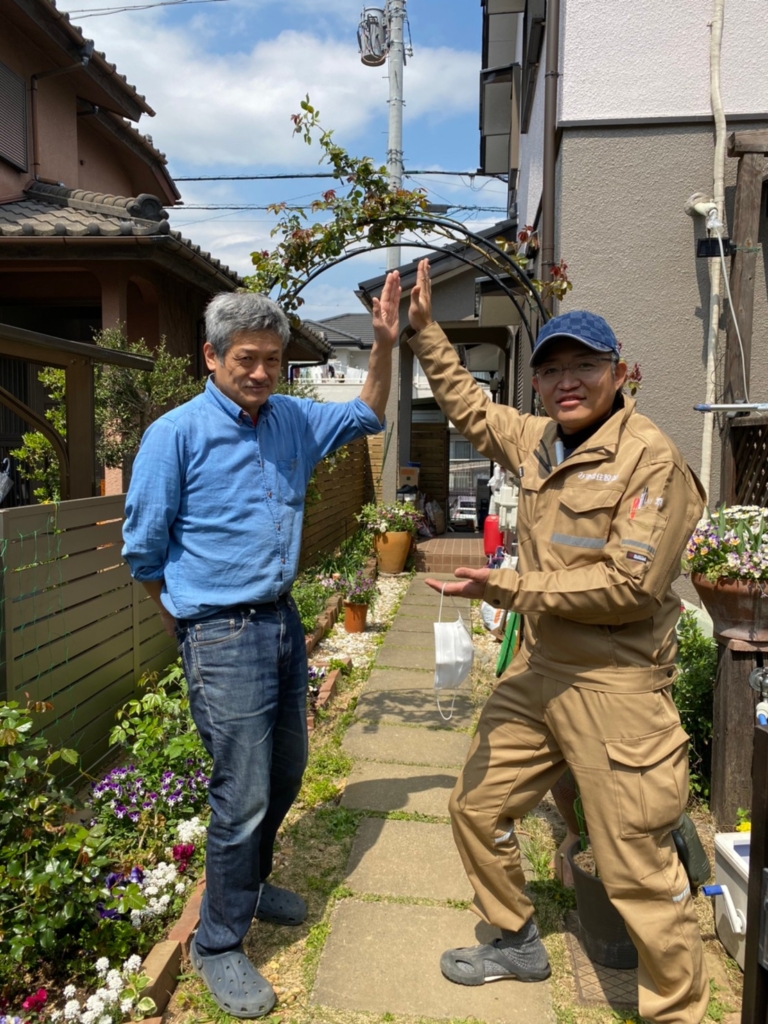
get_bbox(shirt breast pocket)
[551,487,623,567]
[277,456,302,506]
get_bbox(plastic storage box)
[714,832,750,968]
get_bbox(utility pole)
[385,0,405,270]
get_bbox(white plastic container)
[714,832,750,969]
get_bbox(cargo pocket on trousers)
[604,722,690,838]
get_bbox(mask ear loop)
[436,582,458,722]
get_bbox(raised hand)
[424,566,491,600]
[372,269,402,348]
[409,257,433,333]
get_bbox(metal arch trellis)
[267,214,549,353]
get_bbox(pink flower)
[22,990,47,1012]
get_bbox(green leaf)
[59,747,79,765]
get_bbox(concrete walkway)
[312,573,554,1024]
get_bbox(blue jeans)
[177,595,308,953]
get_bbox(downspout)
[699,0,726,501]
[540,0,561,315]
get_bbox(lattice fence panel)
[731,417,768,507]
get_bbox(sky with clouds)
[60,0,508,319]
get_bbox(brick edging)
[305,594,343,656]
[135,655,353,1017]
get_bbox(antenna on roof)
[357,1,412,270]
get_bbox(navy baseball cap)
[530,310,619,366]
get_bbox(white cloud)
[63,5,478,170]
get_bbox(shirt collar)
[203,376,273,423]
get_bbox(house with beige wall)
[0,0,330,501]
[482,0,768,504]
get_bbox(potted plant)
[683,505,768,643]
[357,501,422,574]
[341,570,378,633]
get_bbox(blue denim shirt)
[122,378,384,619]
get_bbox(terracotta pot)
[691,572,768,642]
[343,601,368,633]
[374,530,411,574]
[566,840,638,970]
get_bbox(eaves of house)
[3,0,154,121]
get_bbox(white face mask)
[434,584,474,720]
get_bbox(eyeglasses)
[533,357,615,384]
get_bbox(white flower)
[64,986,77,1000]
[175,882,186,894]
[80,1009,98,1024]
[144,885,159,896]
[50,1012,63,1023]
[122,954,142,975]
[95,958,110,977]
[98,989,118,1006]
[98,1017,112,1024]
[119,1000,134,1014]
[106,971,123,992]
[130,909,143,928]
[85,996,104,1014]
[63,1001,81,1022]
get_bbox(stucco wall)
[555,123,768,502]
[560,0,768,123]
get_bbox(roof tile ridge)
[24,182,169,225]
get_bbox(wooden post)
[720,134,767,500]
[65,358,97,500]
[741,725,768,1024]
[711,645,761,824]
[711,133,767,826]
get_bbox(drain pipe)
[540,0,561,315]
[699,0,726,501]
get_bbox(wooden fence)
[724,414,768,505]
[0,495,175,772]
[0,441,376,771]
[300,435,375,568]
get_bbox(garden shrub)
[674,610,718,801]
[0,663,210,1008]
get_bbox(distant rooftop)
[303,313,375,349]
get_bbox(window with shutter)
[0,62,28,172]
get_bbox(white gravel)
[309,573,413,669]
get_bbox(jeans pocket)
[605,723,690,838]
[190,614,247,647]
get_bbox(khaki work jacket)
[409,323,707,691]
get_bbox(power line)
[66,0,230,17]
[173,170,502,182]
[172,203,507,212]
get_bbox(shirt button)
[276,524,281,531]
[281,558,286,564]
[267,491,272,498]
[493,599,501,607]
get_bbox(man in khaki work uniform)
[405,259,708,1024]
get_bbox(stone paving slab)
[355,687,474,728]
[364,668,433,691]
[345,818,472,901]
[380,615,435,634]
[399,592,469,607]
[312,901,554,1023]
[376,644,436,670]
[390,603,443,619]
[378,629,435,652]
[343,722,470,767]
[341,761,457,815]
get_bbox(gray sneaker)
[440,918,551,986]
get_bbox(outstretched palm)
[372,270,401,347]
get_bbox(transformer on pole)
[357,1,411,269]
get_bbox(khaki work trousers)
[449,656,708,1024]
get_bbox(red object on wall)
[483,514,504,556]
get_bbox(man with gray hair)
[122,278,401,1017]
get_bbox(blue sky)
[61,0,507,318]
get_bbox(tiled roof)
[304,313,375,348]
[0,182,241,284]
